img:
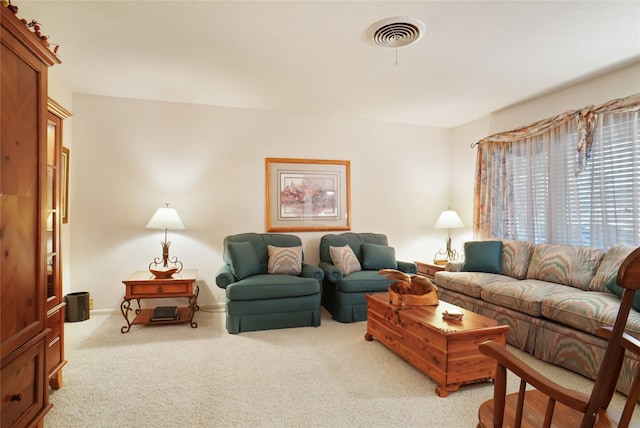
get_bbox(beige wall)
[55,61,640,311]
[69,95,450,309]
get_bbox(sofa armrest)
[319,261,343,283]
[446,261,464,272]
[301,263,324,281]
[216,264,235,289]
[397,261,417,274]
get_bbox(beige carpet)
[44,308,638,427]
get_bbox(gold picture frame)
[266,158,351,232]
[61,147,69,224]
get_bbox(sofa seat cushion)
[335,270,392,293]
[434,271,515,298]
[480,280,573,317]
[541,289,640,339]
[227,274,319,301]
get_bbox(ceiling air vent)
[367,17,425,48]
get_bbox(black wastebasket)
[65,292,90,322]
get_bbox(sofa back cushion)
[525,243,605,290]
[589,245,637,292]
[499,239,535,279]
[224,233,303,278]
[320,233,389,265]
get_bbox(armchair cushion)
[228,241,261,280]
[227,274,319,300]
[361,243,398,270]
[267,245,302,275]
[329,245,362,275]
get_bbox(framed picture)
[266,158,351,232]
[61,147,69,224]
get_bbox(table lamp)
[146,203,185,277]
[433,209,464,264]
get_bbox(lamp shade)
[145,207,185,230]
[434,210,464,229]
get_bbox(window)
[474,94,640,249]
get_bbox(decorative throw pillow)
[463,241,503,274]
[267,245,303,275]
[227,241,261,280]
[606,275,640,311]
[361,243,398,270]
[329,245,362,275]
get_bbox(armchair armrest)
[301,263,324,281]
[397,261,417,274]
[319,261,343,283]
[216,264,235,289]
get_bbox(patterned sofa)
[434,240,639,395]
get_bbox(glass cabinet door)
[46,112,60,301]
[46,98,71,390]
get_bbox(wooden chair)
[477,247,640,428]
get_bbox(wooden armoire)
[1,5,61,427]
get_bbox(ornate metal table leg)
[188,285,200,328]
[120,298,134,333]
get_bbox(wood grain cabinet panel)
[1,7,60,427]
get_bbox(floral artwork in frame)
[265,158,351,232]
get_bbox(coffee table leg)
[436,384,460,397]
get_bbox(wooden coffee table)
[365,293,508,397]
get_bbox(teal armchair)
[216,233,323,334]
[319,232,417,322]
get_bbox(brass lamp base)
[149,241,183,278]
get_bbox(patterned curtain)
[473,93,640,246]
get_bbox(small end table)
[414,261,446,281]
[120,269,199,333]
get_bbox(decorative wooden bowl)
[150,267,179,279]
[388,282,439,306]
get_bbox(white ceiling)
[17,1,640,128]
